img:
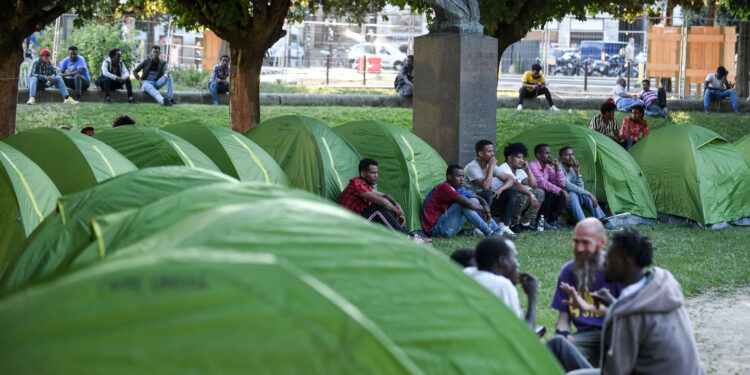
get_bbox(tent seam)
[230,134,270,184]
[320,136,344,191]
[90,145,117,178]
[0,150,44,222]
[169,140,196,168]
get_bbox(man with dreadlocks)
[549,218,622,366]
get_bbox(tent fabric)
[245,115,361,200]
[164,120,290,186]
[3,128,137,195]
[94,126,221,172]
[335,120,447,231]
[629,124,750,225]
[0,250,422,374]
[735,134,750,164]
[0,167,237,292]
[0,142,60,277]
[508,124,657,218]
[61,185,563,375]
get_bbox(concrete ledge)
[16,88,747,112]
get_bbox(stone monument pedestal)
[413,34,498,166]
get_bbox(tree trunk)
[147,17,155,54]
[706,1,716,27]
[737,21,750,98]
[665,1,673,27]
[229,44,264,133]
[0,44,23,139]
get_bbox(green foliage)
[170,66,211,88]
[37,21,137,78]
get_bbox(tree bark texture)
[665,1,674,27]
[0,46,23,139]
[737,21,750,98]
[706,1,716,27]
[229,45,264,134]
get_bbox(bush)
[170,66,211,89]
[37,21,137,79]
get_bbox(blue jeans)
[567,192,605,223]
[616,97,643,112]
[142,75,173,104]
[431,199,501,237]
[704,89,738,112]
[28,76,69,98]
[209,82,229,104]
[644,103,666,118]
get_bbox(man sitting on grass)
[612,78,643,112]
[530,143,569,229]
[338,158,429,244]
[552,228,704,374]
[620,104,648,150]
[559,147,607,224]
[464,237,539,328]
[463,139,516,236]
[638,79,669,119]
[422,165,507,238]
[589,101,624,146]
[497,143,543,233]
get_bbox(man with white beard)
[549,218,622,366]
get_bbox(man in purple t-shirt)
[551,218,622,366]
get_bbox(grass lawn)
[13,103,750,333]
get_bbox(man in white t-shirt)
[495,143,545,233]
[464,236,538,328]
[463,139,516,234]
[704,66,739,114]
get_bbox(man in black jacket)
[133,46,176,106]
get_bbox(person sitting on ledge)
[517,63,559,111]
[209,55,230,106]
[703,66,739,115]
[58,45,90,101]
[26,49,78,106]
[394,55,414,98]
[95,48,136,104]
[133,45,176,106]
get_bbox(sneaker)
[128,97,137,104]
[498,222,516,237]
[63,96,78,104]
[163,99,172,106]
[212,100,219,106]
[168,98,178,105]
[544,222,559,230]
[409,235,432,245]
[550,105,560,111]
[26,97,35,105]
[104,96,111,104]
[516,104,523,110]
[473,228,484,236]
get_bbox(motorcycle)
[557,52,584,76]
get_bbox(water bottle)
[536,215,545,232]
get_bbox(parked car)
[347,43,407,70]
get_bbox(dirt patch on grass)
[687,287,750,375]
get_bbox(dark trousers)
[546,336,593,372]
[538,189,566,223]
[96,76,134,98]
[361,204,408,234]
[478,187,518,225]
[63,75,90,97]
[519,87,554,106]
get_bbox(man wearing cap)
[26,49,78,105]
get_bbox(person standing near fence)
[517,63,559,111]
[59,46,90,101]
[96,48,136,104]
[26,49,78,105]
[703,66,739,114]
[209,55,230,106]
[134,46,176,106]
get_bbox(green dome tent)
[0,167,237,291]
[3,128,137,195]
[245,115,361,200]
[94,126,221,172]
[335,120,447,231]
[54,185,563,374]
[508,124,657,218]
[629,124,750,225]
[735,134,750,164]
[0,143,60,276]
[0,250,423,374]
[164,120,290,185]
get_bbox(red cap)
[40,49,51,57]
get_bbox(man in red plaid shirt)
[339,158,425,239]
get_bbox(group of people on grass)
[453,221,703,374]
[337,138,619,244]
[25,45,231,106]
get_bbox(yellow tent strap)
[231,134,270,184]
[169,140,195,168]
[91,145,117,177]
[399,135,420,192]
[91,219,107,259]
[57,200,66,225]
[587,135,598,163]
[320,136,344,191]
[0,150,44,222]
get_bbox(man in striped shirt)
[638,79,669,119]
[588,101,623,145]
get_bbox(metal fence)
[20,13,747,98]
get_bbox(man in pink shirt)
[529,143,570,229]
